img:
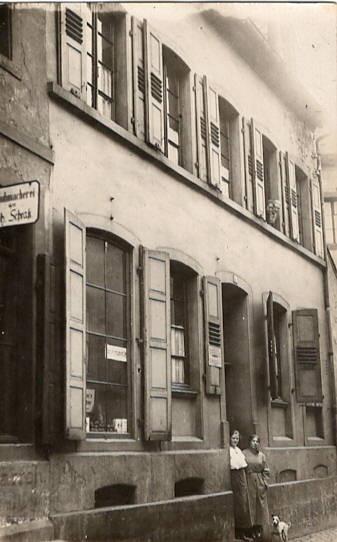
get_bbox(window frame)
[85,229,132,438]
[264,291,295,443]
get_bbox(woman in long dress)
[229,430,253,541]
[243,434,270,541]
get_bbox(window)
[242,118,266,218]
[266,292,288,402]
[195,78,240,200]
[0,4,11,60]
[163,48,188,167]
[263,136,281,229]
[86,11,115,119]
[58,5,128,125]
[170,263,190,386]
[131,21,191,169]
[85,232,130,434]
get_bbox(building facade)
[0,3,336,541]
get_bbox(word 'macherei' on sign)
[0,181,40,228]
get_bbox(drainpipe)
[316,135,337,444]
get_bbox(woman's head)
[230,429,240,447]
[248,434,260,451]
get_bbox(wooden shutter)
[203,276,224,395]
[293,309,322,403]
[205,77,221,188]
[36,254,61,445]
[311,176,324,258]
[141,247,171,440]
[131,16,146,140]
[58,4,88,99]
[285,153,300,242]
[65,209,86,440]
[251,119,266,219]
[242,117,254,212]
[194,74,208,182]
[144,20,164,152]
[266,292,278,400]
[279,151,290,236]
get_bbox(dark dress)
[243,448,270,540]
[230,446,253,532]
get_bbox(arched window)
[86,230,131,434]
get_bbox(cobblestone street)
[292,527,337,541]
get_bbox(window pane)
[87,236,105,286]
[97,94,112,118]
[107,359,128,387]
[87,285,105,334]
[105,386,128,430]
[106,291,126,338]
[87,383,107,432]
[87,333,106,381]
[106,243,126,292]
[168,142,179,165]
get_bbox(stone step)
[0,519,54,541]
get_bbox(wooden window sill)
[271,398,288,409]
[172,385,198,399]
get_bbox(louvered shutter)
[36,254,61,445]
[144,20,164,152]
[194,74,208,182]
[293,309,322,403]
[141,247,171,441]
[65,209,86,440]
[205,77,221,188]
[279,151,290,236]
[58,4,88,99]
[266,292,278,400]
[242,117,254,212]
[131,17,146,140]
[285,153,300,242]
[203,277,224,396]
[311,176,324,258]
[251,119,266,219]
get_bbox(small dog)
[271,514,291,542]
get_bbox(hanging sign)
[0,181,40,228]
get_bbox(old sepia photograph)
[0,1,336,541]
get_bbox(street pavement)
[292,527,337,541]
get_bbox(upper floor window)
[163,47,188,167]
[86,11,115,119]
[131,20,191,170]
[0,4,12,59]
[280,156,323,256]
[195,77,240,200]
[86,231,131,435]
[58,5,128,125]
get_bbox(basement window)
[174,477,204,497]
[95,484,136,507]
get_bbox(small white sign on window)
[208,345,222,368]
[106,344,127,362]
